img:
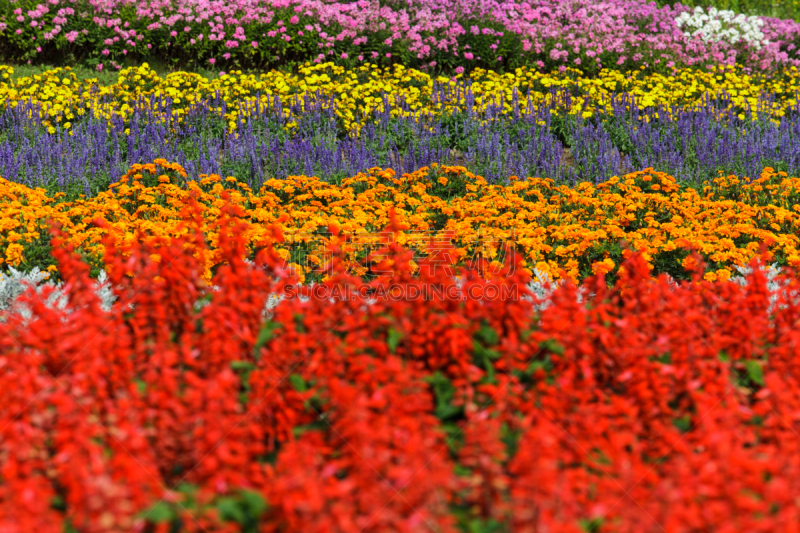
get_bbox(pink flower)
[341,52,348,59]
[251,41,258,47]
[36,46,41,52]
[208,57,216,65]
[96,63,103,72]
[30,20,38,27]
[102,48,110,55]
[290,15,299,24]
[184,26,190,32]
[358,54,363,61]
[170,30,177,37]
[386,53,391,57]
[223,53,231,59]
[464,52,474,60]
[455,66,464,74]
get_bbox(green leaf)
[50,495,65,511]
[473,340,501,361]
[288,374,307,392]
[476,323,499,346]
[527,359,550,375]
[745,360,765,387]
[293,313,307,333]
[580,517,605,533]
[230,360,256,371]
[424,372,463,421]
[387,327,402,354]
[454,464,472,477]
[539,338,565,356]
[254,320,281,357]
[144,501,174,523]
[672,415,692,433]
[240,490,268,517]
[217,497,246,523]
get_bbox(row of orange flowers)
[1,160,798,282]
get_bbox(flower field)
[5,63,800,195]
[3,210,800,532]
[3,0,800,73]
[3,160,800,284]
[6,0,800,531]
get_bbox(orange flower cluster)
[1,203,800,532]
[2,160,800,282]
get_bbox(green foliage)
[425,371,464,422]
[137,486,267,533]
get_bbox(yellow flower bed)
[0,62,797,135]
[1,160,799,282]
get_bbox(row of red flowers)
[2,197,799,532]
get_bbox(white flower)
[675,7,767,50]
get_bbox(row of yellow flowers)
[1,62,798,135]
[1,160,798,283]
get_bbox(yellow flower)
[591,258,616,276]
[4,243,24,266]
[716,268,732,282]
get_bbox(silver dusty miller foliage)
[0,266,116,321]
[0,262,796,320]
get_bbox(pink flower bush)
[0,0,799,72]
